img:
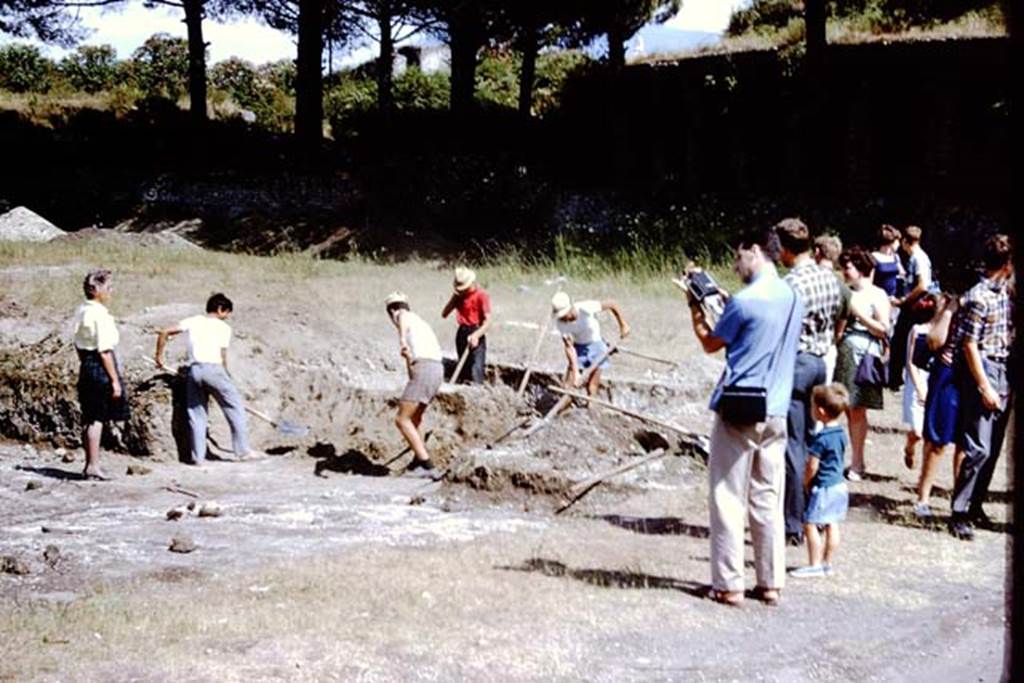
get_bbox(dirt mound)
[0,207,66,242]
[52,227,199,250]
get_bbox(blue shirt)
[709,268,803,417]
[808,425,847,487]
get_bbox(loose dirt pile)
[0,206,66,242]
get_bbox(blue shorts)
[923,362,960,447]
[803,482,848,525]
[574,340,611,370]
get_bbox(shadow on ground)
[500,558,708,598]
[309,442,391,477]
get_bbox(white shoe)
[789,565,827,578]
[845,468,864,482]
[913,501,933,518]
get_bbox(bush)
[393,68,449,110]
[475,51,518,109]
[324,73,377,135]
[0,43,55,93]
[259,59,296,95]
[129,33,190,99]
[59,44,118,93]
[533,51,591,116]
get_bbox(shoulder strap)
[766,289,799,377]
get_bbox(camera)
[686,269,720,302]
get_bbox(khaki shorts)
[401,360,443,405]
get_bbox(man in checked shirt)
[776,218,846,546]
[948,234,1014,541]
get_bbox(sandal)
[707,588,744,607]
[752,586,781,606]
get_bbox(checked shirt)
[784,260,844,357]
[958,276,1012,362]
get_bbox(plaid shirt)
[784,260,844,356]
[957,276,1012,362]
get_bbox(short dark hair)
[774,218,810,254]
[206,293,233,313]
[838,245,875,277]
[981,234,1011,272]
[812,383,849,419]
[734,226,782,263]
[82,269,112,299]
[877,224,901,247]
[386,301,410,315]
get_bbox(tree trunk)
[448,3,480,115]
[295,0,326,147]
[377,0,394,116]
[607,23,626,70]
[805,0,826,77]
[182,0,207,123]
[517,23,538,118]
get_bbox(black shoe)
[969,508,994,530]
[948,517,975,541]
[405,458,437,478]
[786,533,804,547]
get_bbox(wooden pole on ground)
[449,345,473,385]
[616,346,678,367]
[516,312,554,397]
[556,448,668,514]
[518,343,618,439]
[547,386,704,441]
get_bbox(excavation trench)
[1,338,715,503]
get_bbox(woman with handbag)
[834,246,891,481]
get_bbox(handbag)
[717,290,797,425]
[854,341,889,388]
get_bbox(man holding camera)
[682,226,803,607]
[777,219,845,546]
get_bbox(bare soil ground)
[0,238,1013,681]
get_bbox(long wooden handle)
[449,345,473,384]
[617,346,678,366]
[517,312,554,397]
[557,448,669,514]
[547,385,702,439]
[519,343,618,439]
[244,405,277,427]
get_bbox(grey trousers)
[952,358,1010,515]
[186,363,250,462]
[709,414,787,593]
[785,352,827,536]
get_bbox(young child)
[790,383,851,578]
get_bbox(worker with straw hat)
[551,292,630,398]
[442,266,493,384]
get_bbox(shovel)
[244,406,310,438]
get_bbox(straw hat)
[550,292,573,319]
[384,291,408,306]
[453,267,476,292]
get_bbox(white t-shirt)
[178,314,232,364]
[556,300,603,345]
[913,245,932,288]
[401,311,442,362]
[72,300,119,351]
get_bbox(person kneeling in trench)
[386,292,444,477]
[550,292,629,398]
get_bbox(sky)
[3,1,751,67]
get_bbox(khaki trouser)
[708,414,787,593]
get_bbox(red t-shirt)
[455,288,491,327]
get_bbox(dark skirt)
[77,349,130,424]
[923,362,960,447]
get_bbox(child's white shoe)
[789,565,828,578]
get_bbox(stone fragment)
[61,451,76,463]
[42,545,61,568]
[25,480,42,491]
[1,555,30,575]
[169,535,197,553]
[197,502,222,518]
[126,465,152,476]
[166,507,187,521]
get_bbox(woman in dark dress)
[71,269,129,480]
